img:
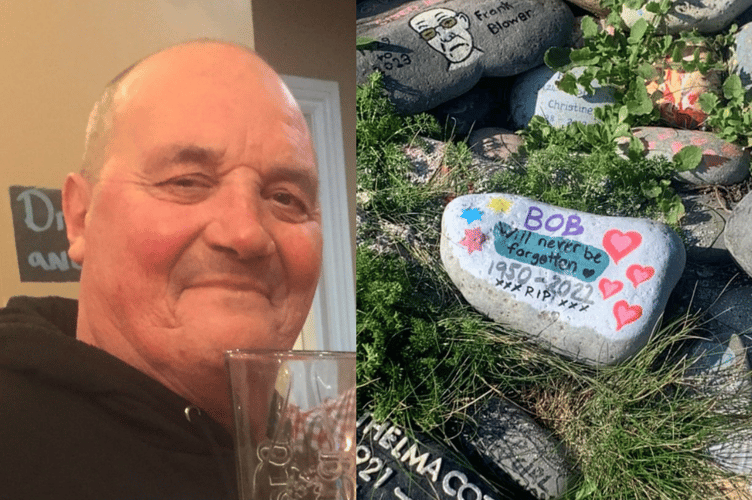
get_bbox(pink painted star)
[460,227,486,254]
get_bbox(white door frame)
[282,75,355,352]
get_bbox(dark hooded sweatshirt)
[0,296,238,500]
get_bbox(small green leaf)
[671,41,686,62]
[723,74,744,101]
[618,105,629,123]
[557,73,578,95]
[641,180,662,198]
[545,47,571,70]
[628,19,649,44]
[356,36,379,49]
[698,93,718,113]
[673,145,702,172]
[628,135,645,160]
[570,47,600,66]
[636,63,657,80]
[581,16,599,39]
[626,80,653,116]
[645,1,661,13]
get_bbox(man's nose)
[437,27,453,41]
[202,183,276,260]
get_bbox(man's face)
[410,9,474,63]
[72,46,322,374]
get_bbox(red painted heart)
[602,229,642,264]
[626,264,654,288]
[598,278,623,299]
[613,300,642,331]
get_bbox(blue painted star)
[461,208,484,224]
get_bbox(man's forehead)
[411,9,456,29]
[114,43,282,108]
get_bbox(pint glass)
[225,350,356,500]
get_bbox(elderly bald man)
[0,41,322,499]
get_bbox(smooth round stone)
[731,22,752,97]
[567,0,609,18]
[509,65,615,129]
[468,127,524,161]
[623,127,751,186]
[441,193,686,366]
[427,81,496,136]
[725,192,752,278]
[680,193,732,263]
[356,0,574,115]
[707,286,752,337]
[459,398,573,500]
[621,0,752,34]
[680,193,733,263]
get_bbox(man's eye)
[273,192,295,205]
[167,176,211,188]
[153,175,214,203]
[270,191,309,222]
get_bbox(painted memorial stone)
[458,398,572,500]
[645,53,721,129]
[618,127,751,186]
[356,0,574,115]
[468,128,524,162]
[731,22,752,97]
[725,191,752,279]
[440,194,686,365]
[509,65,615,129]
[356,413,536,500]
[621,0,752,34]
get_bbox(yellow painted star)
[487,197,512,214]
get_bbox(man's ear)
[62,172,91,265]
[458,12,471,29]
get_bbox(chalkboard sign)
[9,185,81,282]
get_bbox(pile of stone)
[358,0,752,497]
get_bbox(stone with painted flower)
[356,0,574,115]
[440,194,686,366]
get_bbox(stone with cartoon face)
[356,0,574,114]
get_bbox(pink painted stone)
[620,127,750,186]
[645,61,721,129]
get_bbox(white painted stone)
[621,0,752,34]
[509,65,615,129]
[440,193,686,365]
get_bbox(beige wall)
[1,1,354,307]
[251,0,356,271]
